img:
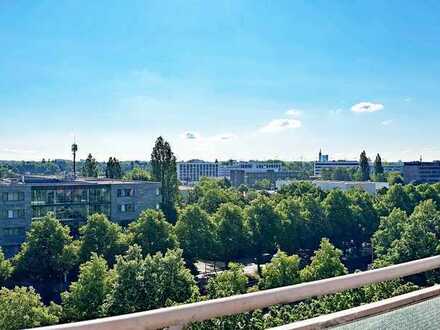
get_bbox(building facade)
[177,160,284,184]
[314,161,359,177]
[177,160,219,184]
[403,161,440,184]
[0,176,161,256]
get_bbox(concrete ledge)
[269,285,440,330]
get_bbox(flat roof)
[0,176,160,187]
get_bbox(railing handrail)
[35,255,440,330]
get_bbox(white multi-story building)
[314,160,359,177]
[177,160,284,183]
[218,161,283,178]
[177,160,219,184]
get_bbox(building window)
[2,227,25,236]
[118,204,134,213]
[117,189,134,197]
[2,192,25,202]
[1,209,25,219]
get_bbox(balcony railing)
[35,255,440,330]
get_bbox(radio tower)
[72,138,78,179]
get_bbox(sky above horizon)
[1,1,440,162]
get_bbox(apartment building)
[0,176,161,256]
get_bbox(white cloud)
[182,131,200,140]
[351,102,384,113]
[260,118,302,133]
[404,97,413,103]
[381,120,393,126]
[285,109,302,117]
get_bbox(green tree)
[61,254,112,322]
[379,184,413,214]
[384,200,440,264]
[151,136,179,222]
[105,157,122,179]
[127,209,177,257]
[322,190,353,247]
[104,246,198,316]
[372,208,408,258]
[175,205,215,263]
[213,203,247,266]
[123,167,152,181]
[359,151,370,181]
[300,238,347,282]
[254,178,273,190]
[78,213,127,265]
[374,154,384,176]
[246,196,281,273]
[332,168,353,181]
[347,189,379,245]
[275,197,303,253]
[0,287,61,330]
[299,195,329,250]
[81,153,99,177]
[0,248,13,287]
[387,172,404,185]
[259,251,301,290]
[206,263,248,299]
[198,188,239,213]
[14,213,77,283]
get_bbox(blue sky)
[1,1,440,162]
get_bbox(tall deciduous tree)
[246,196,281,273]
[206,263,248,299]
[213,203,247,266]
[322,190,354,247]
[372,208,408,258]
[61,254,112,322]
[78,213,127,265]
[374,154,384,175]
[259,251,301,290]
[127,209,177,257]
[151,137,178,222]
[276,197,303,253]
[300,238,347,282]
[104,246,198,316]
[81,153,99,177]
[175,205,215,263]
[14,213,78,284]
[359,151,370,181]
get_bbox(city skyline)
[2,1,440,162]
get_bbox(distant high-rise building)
[318,149,329,162]
[403,161,440,183]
